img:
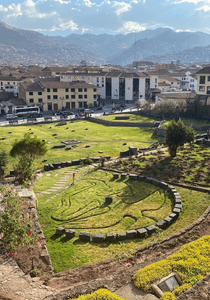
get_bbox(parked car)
[6,114,18,120]
[96,106,103,110]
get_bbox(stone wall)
[88,117,156,128]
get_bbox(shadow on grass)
[50,233,62,241]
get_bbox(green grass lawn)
[0,119,163,173]
[98,113,161,123]
[161,117,209,129]
[34,167,210,273]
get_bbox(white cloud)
[121,21,146,32]
[173,0,205,4]
[112,1,132,15]
[7,4,23,18]
[22,0,57,19]
[196,4,210,11]
[83,0,95,7]
[0,5,8,12]
[54,0,72,4]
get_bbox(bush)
[0,151,8,179]
[133,236,210,299]
[165,120,194,157]
[71,289,125,300]
[0,185,37,251]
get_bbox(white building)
[60,70,158,102]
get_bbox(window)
[199,86,205,92]
[38,98,43,103]
[53,95,58,99]
[47,95,51,100]
[79,95,83,99]
[93,88,97,92]
[0,82,2,86]
[71,102,75,109]
[84,88,87,92]
[79,102,83,108]
[207,87,210,94]
[97,77,99,82]
[71,88,75,92]
[102,84,104,87]
[38,92,42,95]
[84,95,87,99]
[102,77,104,83]
[47,88,50,92]
[78,88,82,92]
[66,95,69,99]
[200,76,205,84]
[94,95,97,98]
[65,88,69,92]
[29,92,33,95]
[97,84,99,86]
[208,77,210,82]
[29,98,34,103]
[53,88,57,92]
[71,95,75,99]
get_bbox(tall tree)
[10,133,47,182]
[165,120,194,157]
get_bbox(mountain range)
[1,22,210,66]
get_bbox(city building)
[19,79,98,111]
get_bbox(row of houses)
[0,64,210,113]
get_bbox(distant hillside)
[0,22,103,66]
[55,28,210,65]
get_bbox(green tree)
[10,133,47,182]
[165,120,194,157]
[0,151,8,179]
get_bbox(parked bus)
[14,106,42,117]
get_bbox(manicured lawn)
[0,119,163,173]
[34,167,210,273]
[98,113,160,123]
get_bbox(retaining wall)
[88,117,156,127]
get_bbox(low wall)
[88,117,156,128]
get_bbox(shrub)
[0,151,8,179]
[71,289,125,300]
[133,236,210,299]
[0,185,37,251]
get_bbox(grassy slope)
[0,119,163,172]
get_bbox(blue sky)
[0,0,210,36]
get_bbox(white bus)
[14,106,42,117]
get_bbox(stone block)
[150,178,161,186]
[52,162,61,169]
[66,146,72,150]
[137,228,148,238]
[159,182,168,190]
[174,198,182,205]
[65,229,76,238]
[121,173,127,180]
[120,150,130,157]
[105,196,113,206]
[113,173,120,179]
[129,174,138,180]
[66,161,72,166]
[146,225,156,235]
[174,204,182,211]
[129,147,138,155]
[49,164,54,170]
[169,213,178,221]
[116,232,126,241]
[164,216,173,225]
[93,234,105,243]
[173,208,181,215]
[156,220,167,229]
[92,157,101,162]
[53,144,65,149]
[71,159,81,165]
[106,232,115,242]
[61,162,69,168]
[145,177,154,183]
[56,227,65,235]
[44,164,50,171]
[104,155,111,160]
[126,230,137,239]
[79,232,92,242]
[138,175,146,181]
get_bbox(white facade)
[60,71,156,101]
